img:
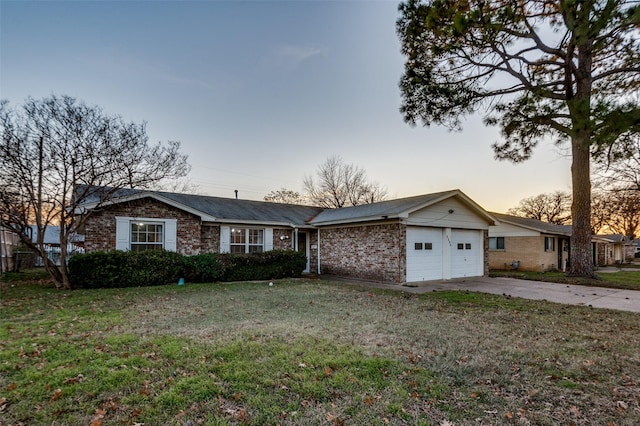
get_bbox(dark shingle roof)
[489,212,572,236]
[311,189,495,226]
[156,191,324,226]
[75,185,323,227]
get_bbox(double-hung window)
[130,222,164,251]
[230,228,264,253]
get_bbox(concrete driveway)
[328,276,640,313]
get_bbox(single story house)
[594,234,634,264]
[76,187,497,284]
[488,213,633,271]
[488,212,572,272]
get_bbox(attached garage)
[406,227,484,282]
[311,189,497,284]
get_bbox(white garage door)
[406,227,443,282]
[451,229,483,278]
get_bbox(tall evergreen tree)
[397,0,640,277]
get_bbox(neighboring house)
[488,212,572,272]
[76,187,496,283]
[595,234,634,264]
[28,225,85,266]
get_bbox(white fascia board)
[213,219,312,228]
[75,192,217,222]
[312,215,401,227]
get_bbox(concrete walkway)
[325,276,640,313]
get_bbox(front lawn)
[1,279,639,425]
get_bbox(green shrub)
[183,253,222,283]
[69,249,307,289]
[218,250,307,282]
[69,250,183,289]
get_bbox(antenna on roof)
[234,189,238,200]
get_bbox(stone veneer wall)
[319,222,405,283]
[84,198,202,255]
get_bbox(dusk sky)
[0,0,572,212]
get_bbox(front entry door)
[297,231,309,273]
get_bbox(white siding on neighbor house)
[406,198,490,230]
[114,217,177,252]
[488,222,540,237]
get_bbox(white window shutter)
[164,219,177,252]
[115,217,130,251]
[220,226,230,253]
[264,228,273,251]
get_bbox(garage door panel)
[407,227,443,281]
[451,230,482,278]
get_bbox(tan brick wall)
[488,236,560,271]
[319,222,406,283]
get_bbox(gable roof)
[489,212,572,236]
[310,189,496,226]
[75,186,324,228]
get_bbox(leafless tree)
[593,137,640,193]
[0,95,190,289]
[303,156,388,208]
[507,191,572,225]
[263,188,307,205]
[591,186,640,238]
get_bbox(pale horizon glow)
[0,0,572,213]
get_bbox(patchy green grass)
[1,279,639,425]
[490,269,640,290]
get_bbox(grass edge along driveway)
[1,279,639,425]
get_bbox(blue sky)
[0,0,571,212]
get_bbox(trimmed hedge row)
[68,249,307,289]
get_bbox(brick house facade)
[319,222,406,283]
[77,187,495,283]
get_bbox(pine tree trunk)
[568,133,597,278]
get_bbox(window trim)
[115,216,177,252]
[489,237,505,251]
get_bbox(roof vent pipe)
[234,190,238,200]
